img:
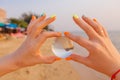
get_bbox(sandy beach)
[1,32,117,80]
[0,37,80,80]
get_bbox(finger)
[92,18,106,37]
[67,54,90,66]
[36,32,61,47]
[27,15,36,34]
[64,32,92,51]
[41,31,62,38]
[102,27,109,38]
[31,15,37,21]
[73,15,98,39]
[41,56,60,64]
[27,14,46,34]
[93,19,109,37]
[37,15,56,30]
[82,16,105,37]
[30,15,56,38]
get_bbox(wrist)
[111,69,120,80]
[103,54,120,77]
[11,51,25,69]
[107,62,120,77]
[5,54,20,70]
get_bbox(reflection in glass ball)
[52,36,74,58]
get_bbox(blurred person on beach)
[0,14,120,80]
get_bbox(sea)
[68,31,120,80]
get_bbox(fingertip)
[39,13,46,20]
[47,15,56,22]
[73,14,79,19]
[64,32,77,40]
[93,18,97,22]
[55,57,62,61]
[72,15,80,25]
[40,12,46,16]
[64,32,70,36]
[82,15,85,18]
[50,15,56,19]
[64,32,77,42]
[65,57,72,61]
[32,15,36,20]
[82,15,87,20]
[42,13,46,18]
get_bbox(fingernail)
[32,15,36,20]
[93,18,97,22]
[65,57,72,60]
[64,32,70,35]
[50,15,56,18]
[82,15,86,18]
[55,58,61,61]
[73,14,79,19]
[40,13,45,16]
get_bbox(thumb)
[41,56,61,64]
[27,15,36,33]
[66,54,90,66]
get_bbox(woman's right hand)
[65,15,120,77]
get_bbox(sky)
[0,0,120,31]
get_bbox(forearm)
[0,53,19,76]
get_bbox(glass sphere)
[52,36,74,58]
